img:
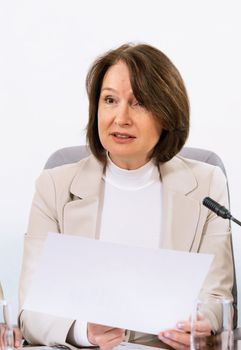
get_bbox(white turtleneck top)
[73,158,162,346]
[100,157,162,248]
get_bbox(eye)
[104,96,115,104]
[132,99,143,108]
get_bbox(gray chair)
[44,145,227,174]
[44,145,238,330]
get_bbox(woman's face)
[98,61,162,170]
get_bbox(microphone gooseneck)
[203,197,241,226]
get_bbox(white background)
[0,0,241,324]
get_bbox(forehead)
[101,61,131,89]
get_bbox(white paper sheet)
[23,233,213,334]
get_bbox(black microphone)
[203,197,241,226]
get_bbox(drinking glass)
[190,296,233,350]
[0,300,14,350]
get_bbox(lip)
[110,131,136,144]
[110,131,136,138]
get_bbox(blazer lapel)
[160,156,201,251]
[63,155,104,239]
[62,154,201,251]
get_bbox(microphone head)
[203,197,219,211]
[202,197,231,219]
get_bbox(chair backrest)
[44,145,227,174]
[44,145,237,328]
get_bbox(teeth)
[115,134,130,138]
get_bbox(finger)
[98,333,125,350]
[0,325,6,350]
[88,327,125,345]
[87,324,116,344]
[176,320,191,333]
[92,328,124,348]
[178,317,212,335]
[106,328,125,337]
[158,332,189,350]
[159,330,190,347]
[95,328,125,345]
[13,328,22,348]
[195,319,212,334]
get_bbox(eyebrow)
[100,87,134,95]
[100,87,118,93]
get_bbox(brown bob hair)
[86,43,189,164]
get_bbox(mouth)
[110,132,136,139]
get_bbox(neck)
[108,154,151,170]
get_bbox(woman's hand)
[87,323,125,350]
[0,325,22,350]
[158,316,212,350]
[13,327,22,348]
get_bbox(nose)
[114,103,132,127]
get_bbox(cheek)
[97,106,104,127]
[98,115,106,133]
[98,109,113,131]
[97,112,109,143]
[154,119,163,139]
[148,122,162,142]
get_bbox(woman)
[19,43,233,350]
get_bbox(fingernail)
[15,341,20,347]
[177,322,184,329]
[164,332,171,338]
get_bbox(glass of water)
[190,296,233,350]
[0,299,14,350]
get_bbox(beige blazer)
[19,154,233,348]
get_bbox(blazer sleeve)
[19,170,78,349]
[198,166,234,331]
